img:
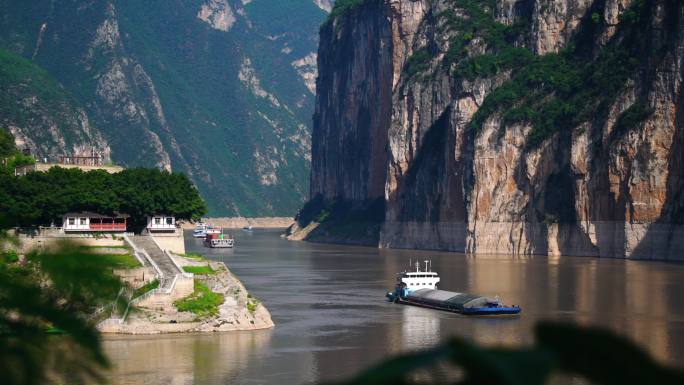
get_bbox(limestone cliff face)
[311,0,684,259]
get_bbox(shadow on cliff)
[292,195,385,246]
[607,0,684,260]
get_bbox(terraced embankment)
[99,238,273,334]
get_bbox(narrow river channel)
[103,229,684,384]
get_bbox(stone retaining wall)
[11,228,125,254]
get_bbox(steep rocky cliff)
[305,0,684,259]
[0,0,327,216]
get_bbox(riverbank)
[99,254,274,334]
[181,217,293,229]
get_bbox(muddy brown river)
[102,229,684,384]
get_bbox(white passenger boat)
[192,222,208,238]
[206,226,222,235]
[192,222,222,238]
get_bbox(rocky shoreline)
[99,255,274,335]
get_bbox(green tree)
[0,127,34,172]
[0,167,207,229]
[0,127,15,158]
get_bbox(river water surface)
[103,230,684,384]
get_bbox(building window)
[154,217,161,225]
[68,218,75,226]
[166,217,173,225]
[80,218,87,225]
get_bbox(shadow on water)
[102,229,684,385]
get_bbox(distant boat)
[192,222,208,238]
[386,261,521,316]
[205,226,221,235]
[242,225,253,232]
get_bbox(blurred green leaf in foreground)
[334,322,684,385]
[0,236,123,385]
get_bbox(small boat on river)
[386,261,521,316]
[193,222,222,238]
[203,232,234,248]
[192,222,208,238]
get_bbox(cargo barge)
[386,261,521,316]
[203,232,234,248]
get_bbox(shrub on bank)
[173,281,224,317]
[132,279,159,299]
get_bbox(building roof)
[63,212,130,219]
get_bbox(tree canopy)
[0,167,207,229]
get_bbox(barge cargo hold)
[386,289,521,315]
[386,260,521,316]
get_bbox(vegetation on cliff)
[325,0,370,25]
[401,0,660,149]
[471,1,657,148]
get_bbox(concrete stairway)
[129,235,181,289]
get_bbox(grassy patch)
[80,245,130,249]
[0,249,18,265]
[178,252,207,261]
[182,265,216,275]
[174,281,224,317]
[99,253,141,269]
[132,279,159,299]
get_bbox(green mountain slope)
[0,0,325,216]
[0,48,109,160]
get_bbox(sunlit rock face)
[197,0,237,32]
[311,0,684,259]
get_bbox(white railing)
[129,272,192,305]
[131,249,147,266]
[97,287,127,326]
[123,233,165,282]
[165,250,193,278]
[148,235,186,276]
